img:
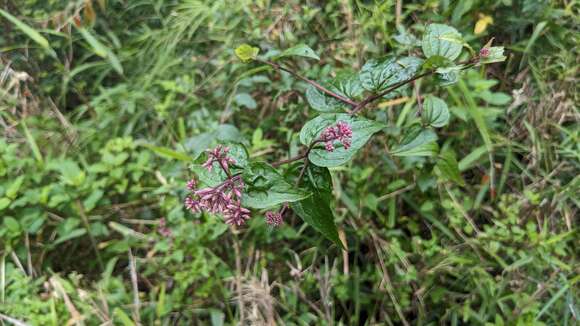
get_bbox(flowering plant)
[186,24,505,247]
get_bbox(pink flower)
[479,47,490,58]
[185,145,252,226]
[158,217,172,237]
[202,145,237,172]
[320,121,353,152]
[265,211,283,227]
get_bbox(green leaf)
[392,126,439,157]
[276,44,320,61]
[53,228,87,245]
[242,162,310,209]
[3,216,19,232]
[0,9,55,56]
[0,198,11,211]
[422,96,450,128]
[140,143,191,162]
[78,28,123,75]
[235,44,259,63]
[6,176,24,199]
[291,166,344,248]
[422,24,463,61]
[306,72,362,112]
[480,46,506,64]
[360,56,423,92]
[234,93,257,109]
[436,149,465,185]
[300,114,385,167]
[22,121,43,164]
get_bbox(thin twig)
[128,248,141,325]
[0,313,31,326]
[258,59,359,107]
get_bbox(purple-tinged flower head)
[265,211,283,227]
[158,217,172,237]
[479,47,490,58]
[186,178,197,191]
[320,121,353,152]
[202,145,237,172]
[185,145,252,226]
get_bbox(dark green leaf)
[191,143,249,187]
[291,166,344,248]
[300,114,385,167]
[436,149,465,186]
[242,162,310,209]
[306,72,363,112]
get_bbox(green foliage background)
[0,0,578,325]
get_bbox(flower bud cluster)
[185,146,251,226]
[320,121,353,152]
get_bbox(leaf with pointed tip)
[291,166,344,249]
[392,126,439,157]
[422,96,450,128]
[360,56,423,93]
[436,149,465,186]
[422,24,463,61]
[300,114,385,167]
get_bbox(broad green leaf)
[306,72,363,112]
[0,9,55,56]
[242,162,310,209]
[3,216,19,232]
[291,166,344,248]
[235,44,259,62]
[6,176,24,199]
[422,96,450,128]
[276,44,320,60]
[53,228,87,245]
[392,126,438,157]
[422,55,453,69]
[435,70,459,86]
[360,56,423,92]
[234,93,257,109]
[422,24,463,61]
[480,46,506,64]
[0,198,11,211]
[436,149,465,185]
[300,114,385,167]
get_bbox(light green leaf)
[480,46,506,64]
[3,216,18,232]
[242,162,310,209]
[276,44,320,60]
[436,149,465,185]
[234,93,257,109]
[300,114,385,167]
[360,56,424,92]
[422,24,463,61]
[306,72,362,112]
[291,166,344,248]
[6,176,24,199]
[140,143,191,162]
[0,198,11,211]
[392,126,439,157]
[235,44,259,63]
[422,96,450,128]
[53,228,87,245]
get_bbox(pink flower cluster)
[320,121,353,152]
[479,47,490,58]
[265,211,283,227]
[184,146,251,226]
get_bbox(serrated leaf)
[291,166,344,248]
[422,96,450,128]
[422,24,463,61]
[276,44,320,60]
[360,56,424,92]
[242,162,310,209]
[306,72,362,112]
[235,44,259,63]
[436,149,465,186]
[392,126,438,157]
[300,114,385,167]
